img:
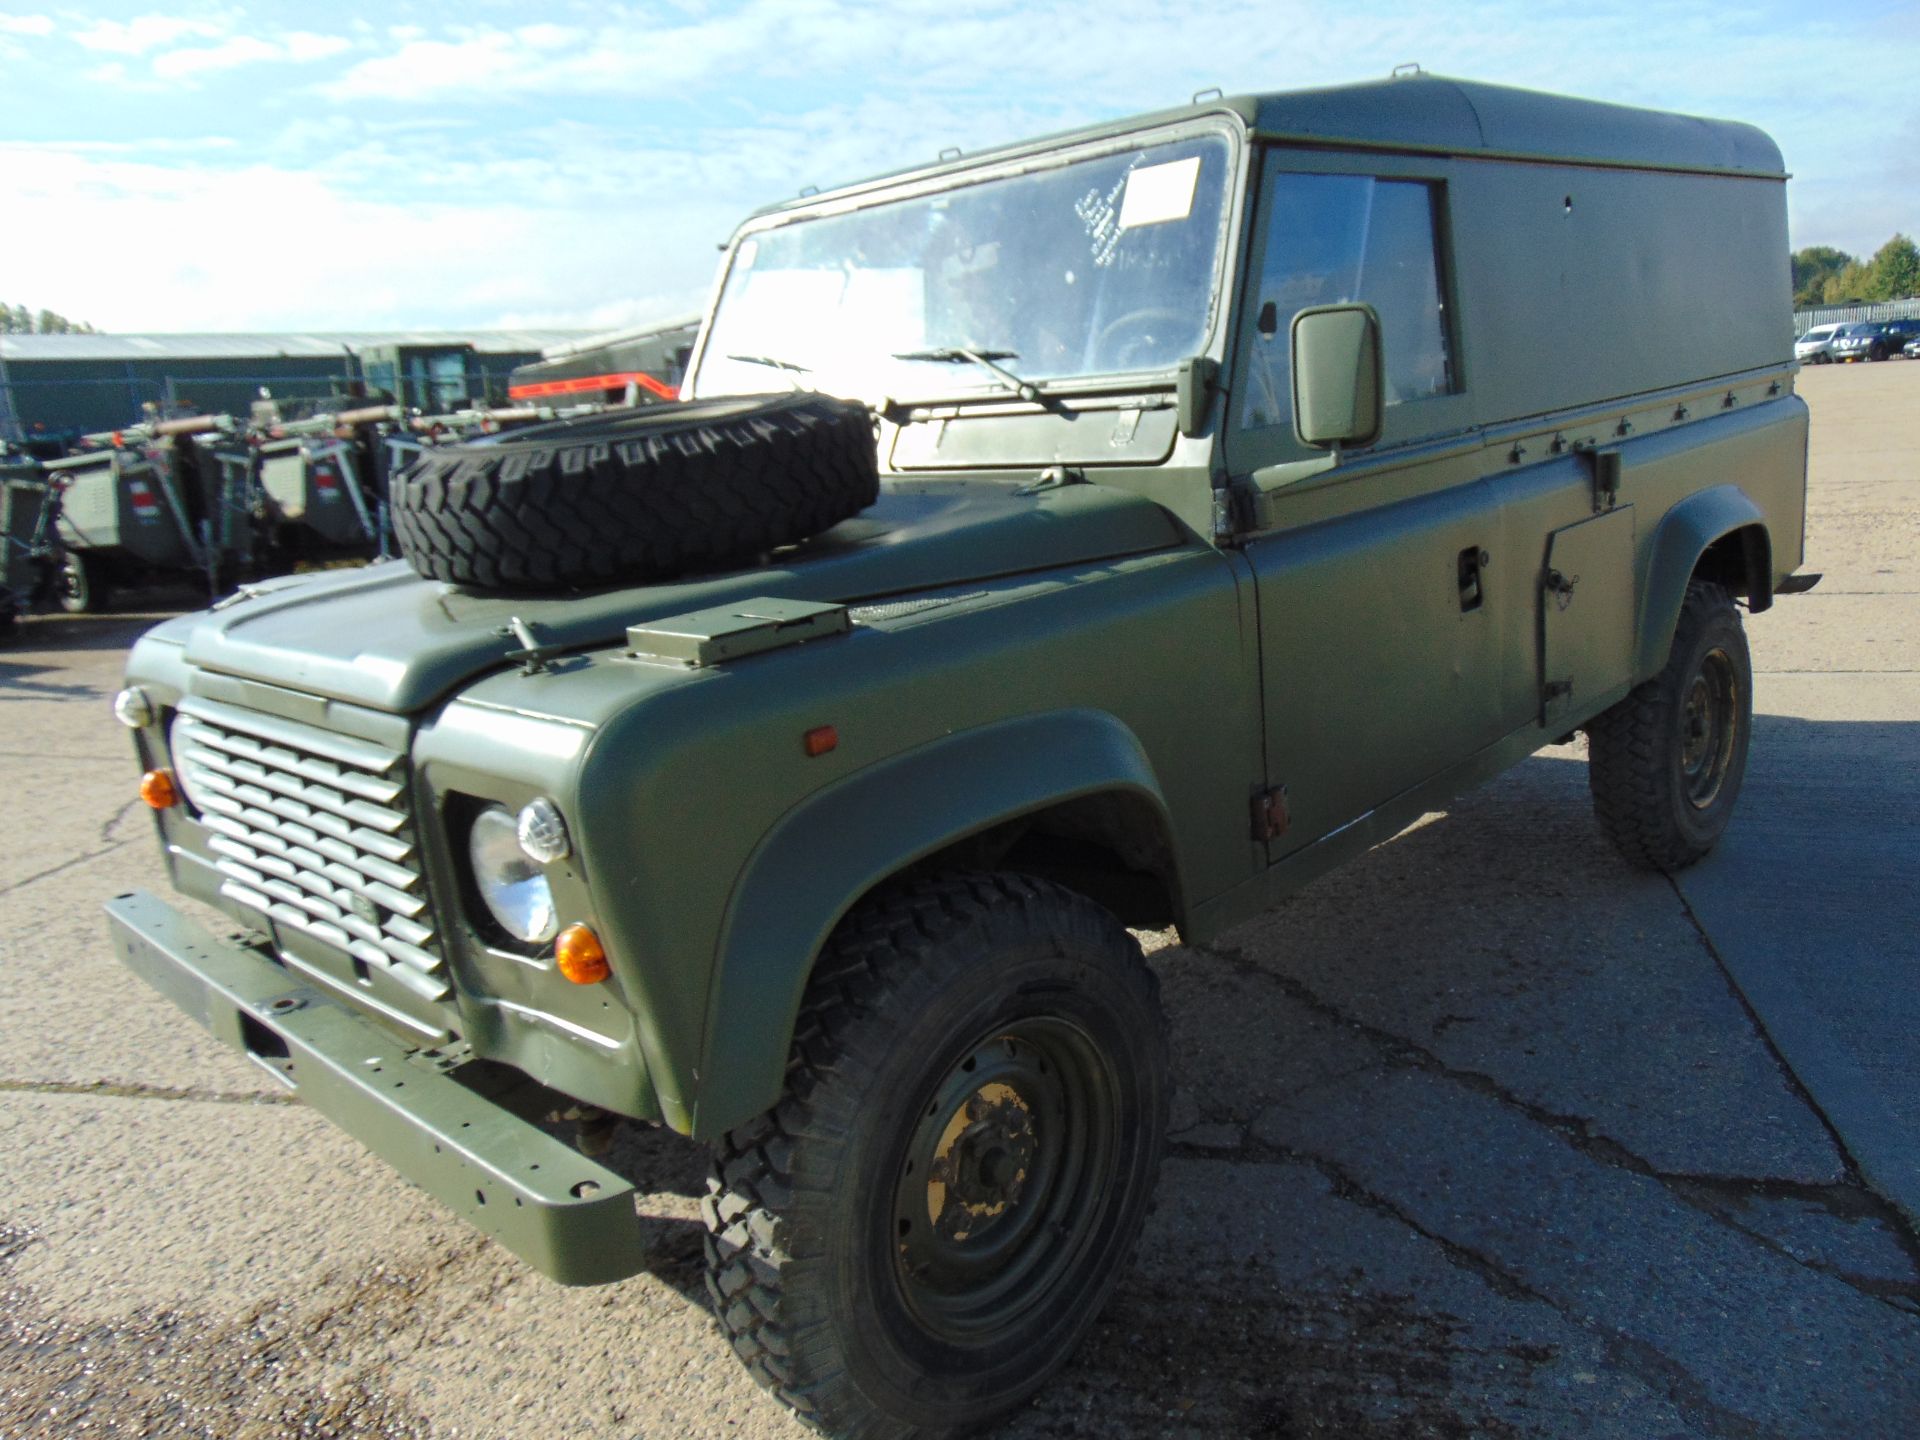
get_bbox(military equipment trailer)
[107,74,1814,1437]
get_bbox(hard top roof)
[750,73,1784,221]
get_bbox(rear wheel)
[57,550,108,614]
[703,872,1168,1438]
[1586,580,1751,871]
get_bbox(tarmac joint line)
[0,1078,296,1106]
[1191,939,1920,1314]
[1665,873,1920,1266]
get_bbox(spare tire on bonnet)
[390,393,879,591]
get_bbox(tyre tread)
[390,395,879,590]
[701,871,1165,1437]
[1587,579,1746,871]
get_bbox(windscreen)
[690,132,1233,404]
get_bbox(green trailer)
[42,416,258,610]
[1,463,52,631]
[256,434,380,554]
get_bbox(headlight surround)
[469,804,559,944]
[168,711,211,812]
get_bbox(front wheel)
[1586,580,1752,871]
[703,872,1169,1438]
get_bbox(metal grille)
[171,697,449,1003]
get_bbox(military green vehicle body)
[109,76,1808,1285]
[256,436,380,550]
[47,446,201,571]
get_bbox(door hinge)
[1252,785,1290,842]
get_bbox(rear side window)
[1239,173,1455,432]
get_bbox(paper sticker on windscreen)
[1118,157,1201,229]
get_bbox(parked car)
[1795,325,1843,363]
[106,74,1816,1438]
[1829,320,1919,362]
[1906,336,1920,359]
[1878,318,1920,356]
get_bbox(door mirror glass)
[1291,303,1383,449]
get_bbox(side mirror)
[1291,303,1383,450]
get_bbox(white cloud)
[144,28,352,80]
[325,3,857,101]
[149,29,352,79]
[285,31,352,64]
[72,14,225,54]
[152,35,279,79]
[328,31,523,100]
[8,0,1915,329]
[0,13,54,36]
[0,142,723,331]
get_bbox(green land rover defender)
[108,74,1814,1436]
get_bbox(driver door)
[1227,155,1501,861]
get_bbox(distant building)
[508,317,701,404]
[0,329,589,438]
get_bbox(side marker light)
[803,725,838,758]
[556,924,610,985]
[140,769,180,809]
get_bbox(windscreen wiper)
[725,354,813,388]
[892,347,1051,405]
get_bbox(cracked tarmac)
[2,361,1917,1438]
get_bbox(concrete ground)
[2,361,1916,1439]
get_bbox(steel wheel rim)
[1681,646,1739,809]
[890,1016,1118,1343]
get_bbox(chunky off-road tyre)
[1587,580,1752,871]
[703,872,1169,1439]
[390,393,878,591]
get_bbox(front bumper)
[106,889,648,1286]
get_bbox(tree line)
[0,303,97,334]
[1793,235,1920,310]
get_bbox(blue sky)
[2,1,1916,333]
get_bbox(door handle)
[1457,546,1489,611]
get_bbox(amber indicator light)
[140,769,180,810]
[803,725,839,758]
[555,924,611,985]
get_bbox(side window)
[1239,172,1455,433]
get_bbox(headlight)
[516,797,571,864]
[114,686,155,728]
[469,804,559,944]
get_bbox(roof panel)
[1251,76,1785,176]
[749,72,1785,224]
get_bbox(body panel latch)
[1251,785,1290,842]
[625,597,851,668]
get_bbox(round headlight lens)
[114,686,155,729]
[469,805,559,944]
[516,797,571,864]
